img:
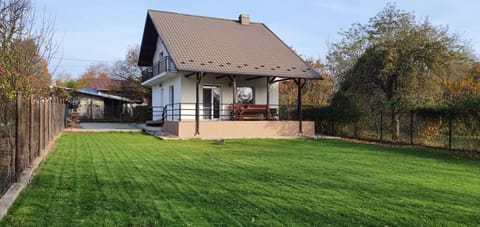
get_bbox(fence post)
[331,120,335,136]
[38,100,42,155]
[29,96,34,163]
[64,101,67,128]
[45,98,52,142]
[448,117,452,149]
[410,110,414,145]
[354,122,358,138]
[43,100,47,152]
[48,99,51,141]
[15,91,23,178]
[380,111,383,141]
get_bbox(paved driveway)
[64,122,163,133]
[80,123,141,130]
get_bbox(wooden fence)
[0,92,65,195]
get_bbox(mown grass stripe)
[1,132,479,226]
[101,133,166,225]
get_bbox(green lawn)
[2,133,480,226]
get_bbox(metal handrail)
[150,103,309,121]
[142,56,177,82]
[152,56,176,76]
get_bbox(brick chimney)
[239,14,250,25]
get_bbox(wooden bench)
[228,104,277,120]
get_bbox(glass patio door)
[203,86,221,119]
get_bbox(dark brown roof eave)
[177,69,322,80]
[138,13,159,66]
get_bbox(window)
[236,87,254,104]
[159,51,164,59]
[169,85,174,105]
[203,86,221,119]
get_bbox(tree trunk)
[391,105,400,142]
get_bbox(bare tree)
[0,0,59,99]
[111,46,151,102]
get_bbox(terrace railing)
[142,56,177,82]
[149,103,306,123]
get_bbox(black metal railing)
[142,56,177,82]
[149,103,307,122]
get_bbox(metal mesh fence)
[0,93,65,195]
[316,109,480,152]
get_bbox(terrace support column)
[229,75,237,120]
[195,72,204,135]
[266,77,274,120]
[295,78,306,134]
[265,76,270,120]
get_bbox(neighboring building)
[86,78,138,102]
[138,10,322,138]
[75,88,133,121]
[73,78,149,121]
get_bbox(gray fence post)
[410,111,414,145]
[448,117,452,149]
[380,111,383,141]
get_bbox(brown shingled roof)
[87,78,133,91]
[138,10,321,79]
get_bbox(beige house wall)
[77,95,104,119]
[163,120,314,139]
[163,121,179,136]
[178,73,279,121]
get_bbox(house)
[138,10,322,138]
[75,87,133,121]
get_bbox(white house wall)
[150,72,279,121]
[180,74,233,120]
[148,38,280,122]
[151,84,163,120]
[153,37,169,63]
[151,74,182,121]
[181,73,279,120]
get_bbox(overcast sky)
[33,0,480,78]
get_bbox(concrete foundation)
[163,120,315,139]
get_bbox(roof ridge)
[147,9,262,25]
